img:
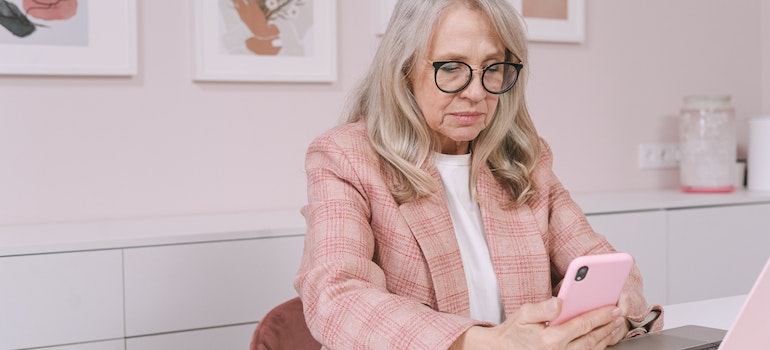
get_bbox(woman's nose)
[460,69,487,101]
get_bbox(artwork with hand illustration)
[194,0,335,82]
[0,0,88,46]
[221,0,312,57]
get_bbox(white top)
[434,153,504,324]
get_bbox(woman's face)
[410,4,506,155]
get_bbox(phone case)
[549,252,634,326]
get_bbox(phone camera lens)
[576,266,589,281]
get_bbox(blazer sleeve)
[294,132,482,350]
[529,139,664,335]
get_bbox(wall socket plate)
[638,143,680,169]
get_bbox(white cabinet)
[124,236,304,336]
[586,210,668,305]
[3,192,770,349]
[0,234,303,350]
[0,211,307,350]
[0,250,124,350]
[576,192,770,306]
[667,203,770,303]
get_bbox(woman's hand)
[451,298,627,350]
[606,291,633,345]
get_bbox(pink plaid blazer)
[295,121,662,349]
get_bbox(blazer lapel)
[476,167,552,315]
[398,167,470,317]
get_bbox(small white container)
[747,116,770,191]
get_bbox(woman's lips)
[451,112,483,124]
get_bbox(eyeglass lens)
[434,61,520,94]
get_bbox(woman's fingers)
[555,305,624,349]
[514,297,562,325]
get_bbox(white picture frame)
[194,0,337,83]
[377,0,585,43]
[0,0,137,76]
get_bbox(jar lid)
[683,95,732,109]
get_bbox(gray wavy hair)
[347,0,541,206]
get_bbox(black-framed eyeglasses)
[431,61,523,95]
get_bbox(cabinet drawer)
[32,339,125,350]
[0,250,124,350]
[124,235,305,336]
[126,324,255,350]
[667,203,770,303]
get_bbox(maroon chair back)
[250,297,322,350]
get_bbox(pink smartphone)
[549,252,633,326]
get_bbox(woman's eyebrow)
[431,52,506,62]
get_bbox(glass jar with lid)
[678,95,737,193]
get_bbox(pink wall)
[763,1,770,113]
[0,1,766,226]
[528,1,764,192]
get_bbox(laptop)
[613,255,770,350]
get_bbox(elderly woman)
[294,0,662,349]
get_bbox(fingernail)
[611,308,622,317]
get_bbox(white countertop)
[573,189,770,215]
[662,294,746,331]
[0,210,306,257]
[2,189,770,257]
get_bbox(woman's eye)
[440,63,462,73]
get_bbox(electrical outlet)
[638,143,680,169]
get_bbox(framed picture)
[0,0,137,76]
[194,0,337,83]
[510,0,585,43]
[377,0,584,43]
